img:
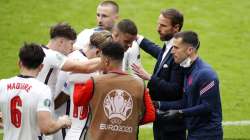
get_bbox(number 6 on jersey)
[11,96,22,128]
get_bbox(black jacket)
[139,37,185,131]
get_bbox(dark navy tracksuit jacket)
[159,58,223,140]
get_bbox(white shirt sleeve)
[37,86,53,112]
[73,29,94,50]
[136,35,144,45]
[43,48,67,69]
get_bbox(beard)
[159,33,174,41]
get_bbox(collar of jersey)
[17,74,34,78]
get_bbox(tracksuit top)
[160,58,223,137]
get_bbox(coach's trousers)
[153,126,186,140]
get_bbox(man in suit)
[132,9,185,140]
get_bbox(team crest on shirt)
[44,99,51,107]
[100,89,133,133]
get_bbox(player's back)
[37,46,66,97]
[0,76,51,140]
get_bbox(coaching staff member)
[133,9,185,140]
[157,31,223,140]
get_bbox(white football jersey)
[74,28,102,50]
[123,41,141,76]
[36,46,67,140]
[53,50,90,140]
[53,70,70,140]
[58,50,96,140]
[63,81,89,140]
[37,46,67,98]
[0,76,52,140]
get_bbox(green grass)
[0,0,250,139]
[139,127,250,140]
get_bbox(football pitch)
[0,0,250,139]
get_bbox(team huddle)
[0,1,223,140]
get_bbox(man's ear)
[187,46,194,55]
[96,49,100,57]
[58,38,65,45]
[115,14,119,20]
[38,64,44,72]
[113,30,119,38]
[105,57,111,67]
[173,24,181,33]
[18,60,22,68]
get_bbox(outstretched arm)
[137,36,162,59]
[62,57,101,73]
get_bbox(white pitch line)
[140,120,250,128]
[222,120,250,126]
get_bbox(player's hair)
[19,43,45,69]
[90,30,113,49]
[101,42,124,61]
[99,0,119,13]
[174,31,200,50]
[50,23,77,40]
[161,8,184,31]
[116,19,137,35]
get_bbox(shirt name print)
[7,82,32,93]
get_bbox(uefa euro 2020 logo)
[103,89,133,124]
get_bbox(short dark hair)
[101,42,124,61]
[161,8,184,31]
[100,0,119,13]
[50,23,76,40]
[19,43,45,69]
[174,31,200,50]
[90,30,112,49]
[117,19,137,35]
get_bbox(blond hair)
[90,30,113,49]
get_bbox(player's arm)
[37,87,71,135]
[73,79,94,106]
[159,98,185,110]
[38,112,71,135]
[46,48,100,73]
[160,70,220,119]
[54,92,69,110]
[136,35,162,59]
[61,57,101,73]
[181,72,220,117]
[140,88,155,125]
